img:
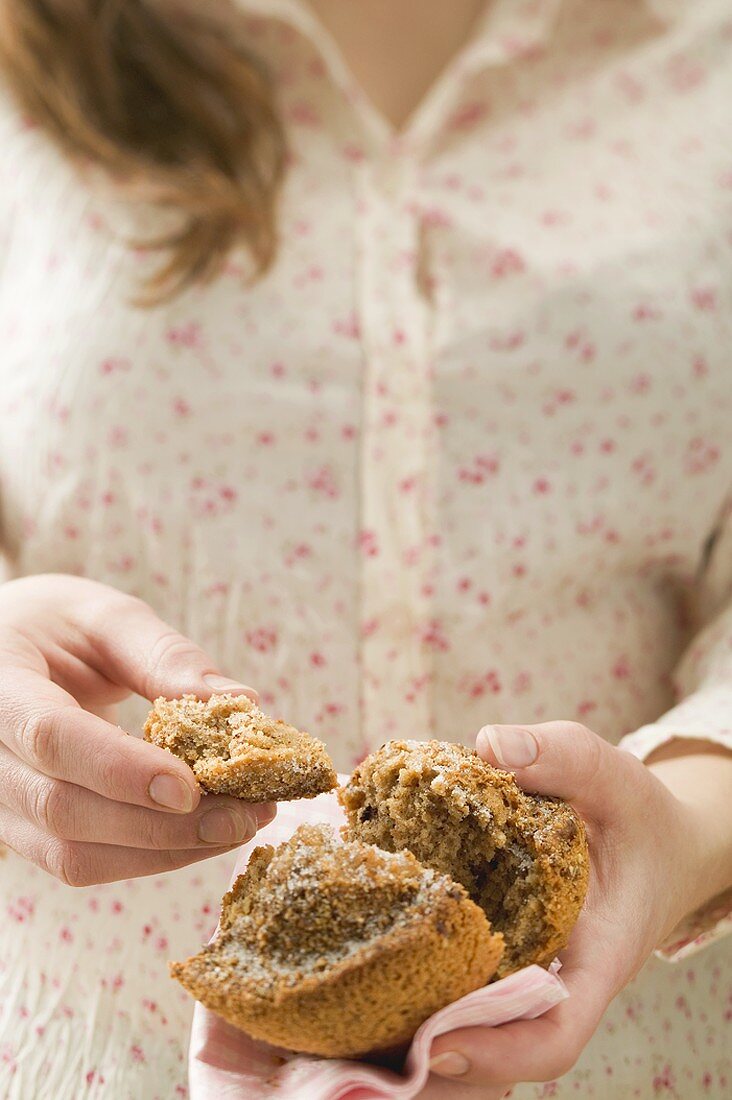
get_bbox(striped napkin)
[188,784,568,1100]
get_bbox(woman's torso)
[0,1,730,1096]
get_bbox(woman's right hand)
[0,573,275,886]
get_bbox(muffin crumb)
[143,694,337,802]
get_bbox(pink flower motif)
[666,54,705,93]
[307,465,339,498]
[458,453,500,484]
[684,437,720,475]
[342,143,366,163]
[449,100,489,130]
[287,101,321,126]
[332,312,361,339]
[7,897,34,923]
[690,287,717,312]
[421,619,450,651]
[653,1064,677,1092]
[612,656,631,680]
[166,322,203,349]
[491,249,526,278]
[358,530,379,557]
[461,669,502,698]
[632,302,662,322]
[631,452,656,485]
[629,372,652,395]
[513,671,532,694]
[99,357,131,376]
[107,425,128,447]
[247,627,278,653]
[172,397,191,417]
[489,329,525,352]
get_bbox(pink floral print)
[0,0,730,1095]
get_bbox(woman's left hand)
[426,720,714,1098]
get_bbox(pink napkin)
[188,785,568,1100]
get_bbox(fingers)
[0,804,241,887]
[429,916,619,1087]
[1,669,203,811]
[75,590,257,703]
[475,719,637,823]
[0,741,275,848]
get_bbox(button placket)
[355,152,438,747]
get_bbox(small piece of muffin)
[170,823,504,1057]
[339,740,589,977]
[143,694,337,802]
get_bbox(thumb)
[476,720,633,824]
[82,594,258,704]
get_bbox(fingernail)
[255,803,277,827]
[203,674,258,701]
[429,1052,470,1077]
[478,725,538,768]
[198,808,256,845]
[149,773,194,812]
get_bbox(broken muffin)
[170,823,504,1057]
[339,739,589,977]
[143,694,337,802]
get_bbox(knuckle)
[136,810,172,850]
[43,838,91,888]
[79,590,148,642]
[19,709,61,772]
[563,721,603,787]
[93,743,130,802]
[33,779,73,837]
[143,630,203,693]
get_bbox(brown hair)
[0,1,286,302]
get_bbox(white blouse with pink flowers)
[0,1,730,1097]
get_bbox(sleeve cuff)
[618,683,732,763]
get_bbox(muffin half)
[339,740,589,976]
[143,694,337,802]
[170,823,504,1057]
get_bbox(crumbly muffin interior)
[143,694,338,801]
[145,693,301,765]
[340,740,585,974]
[212,824,465,995]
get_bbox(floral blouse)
[0,0,730,1097]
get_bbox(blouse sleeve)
[619,495,732,960]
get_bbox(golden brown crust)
[339,740,589,977]
[170,824,504,1057]
[143,694,337,802]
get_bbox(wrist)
[648,748,732,919]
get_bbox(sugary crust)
[170,825,504,1058]
[339,740,589,977]
[143,694,337,802]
